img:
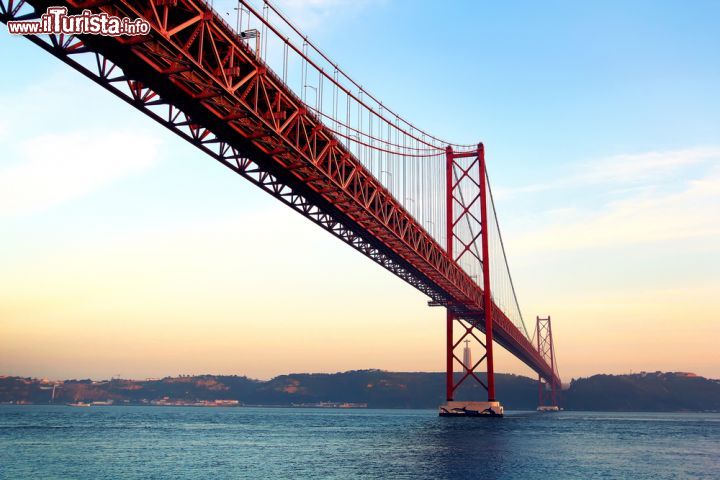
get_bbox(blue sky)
[1,0,718,380]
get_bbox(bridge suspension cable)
[228,0,531,340]
[225,0,458,242]
[486,168,530,338]
[257,0,477,150]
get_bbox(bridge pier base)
[438,400,504,417]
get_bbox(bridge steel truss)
[0,0,561,391]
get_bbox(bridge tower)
[439,143,503,417]
[536,316,560,411]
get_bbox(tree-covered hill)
[2,370,718,411]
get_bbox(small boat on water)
[67,402,91,407]
[537,405,561,412]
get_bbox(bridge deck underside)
[1,0,560,388]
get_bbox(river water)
[0,406,717,479]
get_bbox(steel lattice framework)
[536,316,560,406]
[0,0,562,395]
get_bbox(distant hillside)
[1,370,718,411]
[564,372,720,411]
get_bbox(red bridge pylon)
[536,315,560,411]
[439,143,503,417]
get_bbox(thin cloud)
[221,0,379,32]
[507,163,720,254]
[271,0,380,30]
[0,130,161,216]
[576,146,720,185]
[0,69,164,217]
[0,117,8,141]
[496,146,720,199]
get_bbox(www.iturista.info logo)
[7,6,151,36]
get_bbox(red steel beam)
[478,143,496,401]
[0,0,561,388]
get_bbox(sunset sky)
[1,0,718,382]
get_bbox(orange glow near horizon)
[2,199,718,382]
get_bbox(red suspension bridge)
[1,0,561,415]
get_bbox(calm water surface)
[0,406,718,479]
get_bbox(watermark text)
[7,6,151,36]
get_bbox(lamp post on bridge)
[303,84,318,110]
